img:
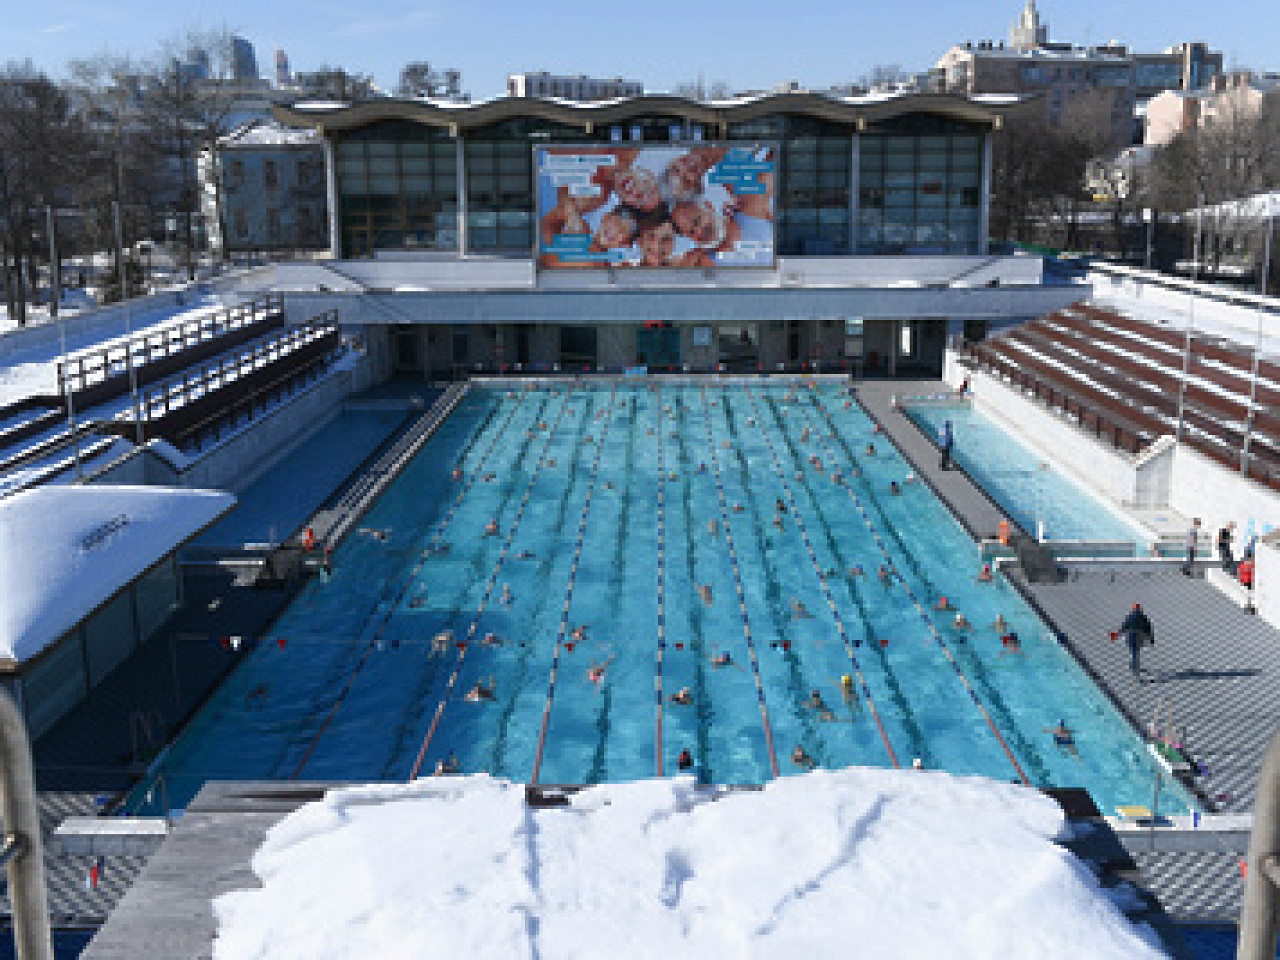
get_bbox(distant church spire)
[1010,0,1048,50]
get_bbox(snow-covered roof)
[219,119,319,148]
[212,769,1165,958]
[0,485,235,664]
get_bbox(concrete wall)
[1253,536,1280,628]
[1168,442,1280,542]
[181,367,355,492]
[943,352,1140,505]
[268,254,1045,295]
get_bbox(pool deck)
[1007,560,1280,816]
[855,379,1014,541]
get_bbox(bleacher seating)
[960,302,1280,492]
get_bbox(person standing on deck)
[1217,521,1236,573]
[939,419,955,471]
[1119,603,1154,680]
[1182,517,1202,576]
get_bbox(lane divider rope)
[408,390,577,779]
[530,384,619,785]
[800,388,1030,786]
[289,388,531,779]
[698,385,780,778]
[740,384,899,769]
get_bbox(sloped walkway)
[1009,560,1280,813]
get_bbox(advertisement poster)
[537,143,775,269]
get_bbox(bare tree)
[0,62,90,325]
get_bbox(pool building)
[2,90,1279,956]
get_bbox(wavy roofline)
[274,90,1031,134]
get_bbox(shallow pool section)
[193,407,410,548]
[907,400,1150,551]
[133,383,1194,817]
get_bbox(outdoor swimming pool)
[907,400,1151,551]
[130,381,1194,816]
[192,407,411,549]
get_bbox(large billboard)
[536,143,775,269]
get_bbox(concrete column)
[979,128,993,256]
[889,318,899,376]
[0,690,53,960]
[323,136,341,260]
[849,132,860,255]
[455,137,468,256]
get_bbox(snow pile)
[0,485,234,662]
[213,769,1163,959]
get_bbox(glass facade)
[465,118,593,253]
[728,116,852,256]
[330,109,988,258]
[857,116,984,255]
[335,120,458,258]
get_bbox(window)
[264,159,278,189]
[266,209,281,241]
[230,159,244,185]
[234,209,248,238]
[900,322,913,357]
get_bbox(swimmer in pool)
[933,595,951,611]
[465,679,495,702]
[976,564,994,583]
[890,481,902,496]
[431,630,452,656]
[482,632,502,647]
[791,598,812,619]
[865,444,876,456]
[878,565,893,585]
[451,467,463,481]
[1046,720,1078,756]
[677,748,694,771]
[710,650,734,668]
[484,520,499,536]
[698,584,713,606]
[708,519,719,535]
[670,687,694,706]
[587,655,616,685]
[805,689,836,722]
[952,612,972,632]
[1000,631,1023,656]
[433,751,461,776]
[991,613,1009,633]
[571,625,587,643]
[792,745,817,770]
[501,584,513,605]
[359,527,389,541]
[517,549,535,560]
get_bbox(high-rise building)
[506,72,643,101]
[232,36,259,82]
[275,48,291,88]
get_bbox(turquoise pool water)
[907,401,1151,550]
[193,408,409,548]
[132,382,1194,815]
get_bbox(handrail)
[1238,725,1280,960]
[55,293,283,396]
[0,690,53,960]
[136,312,338,424]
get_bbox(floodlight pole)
[45,206,59,320]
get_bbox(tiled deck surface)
[1009,560,1280,815]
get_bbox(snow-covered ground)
[212,770,1165,960]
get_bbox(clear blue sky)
[5,0,1277,98]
